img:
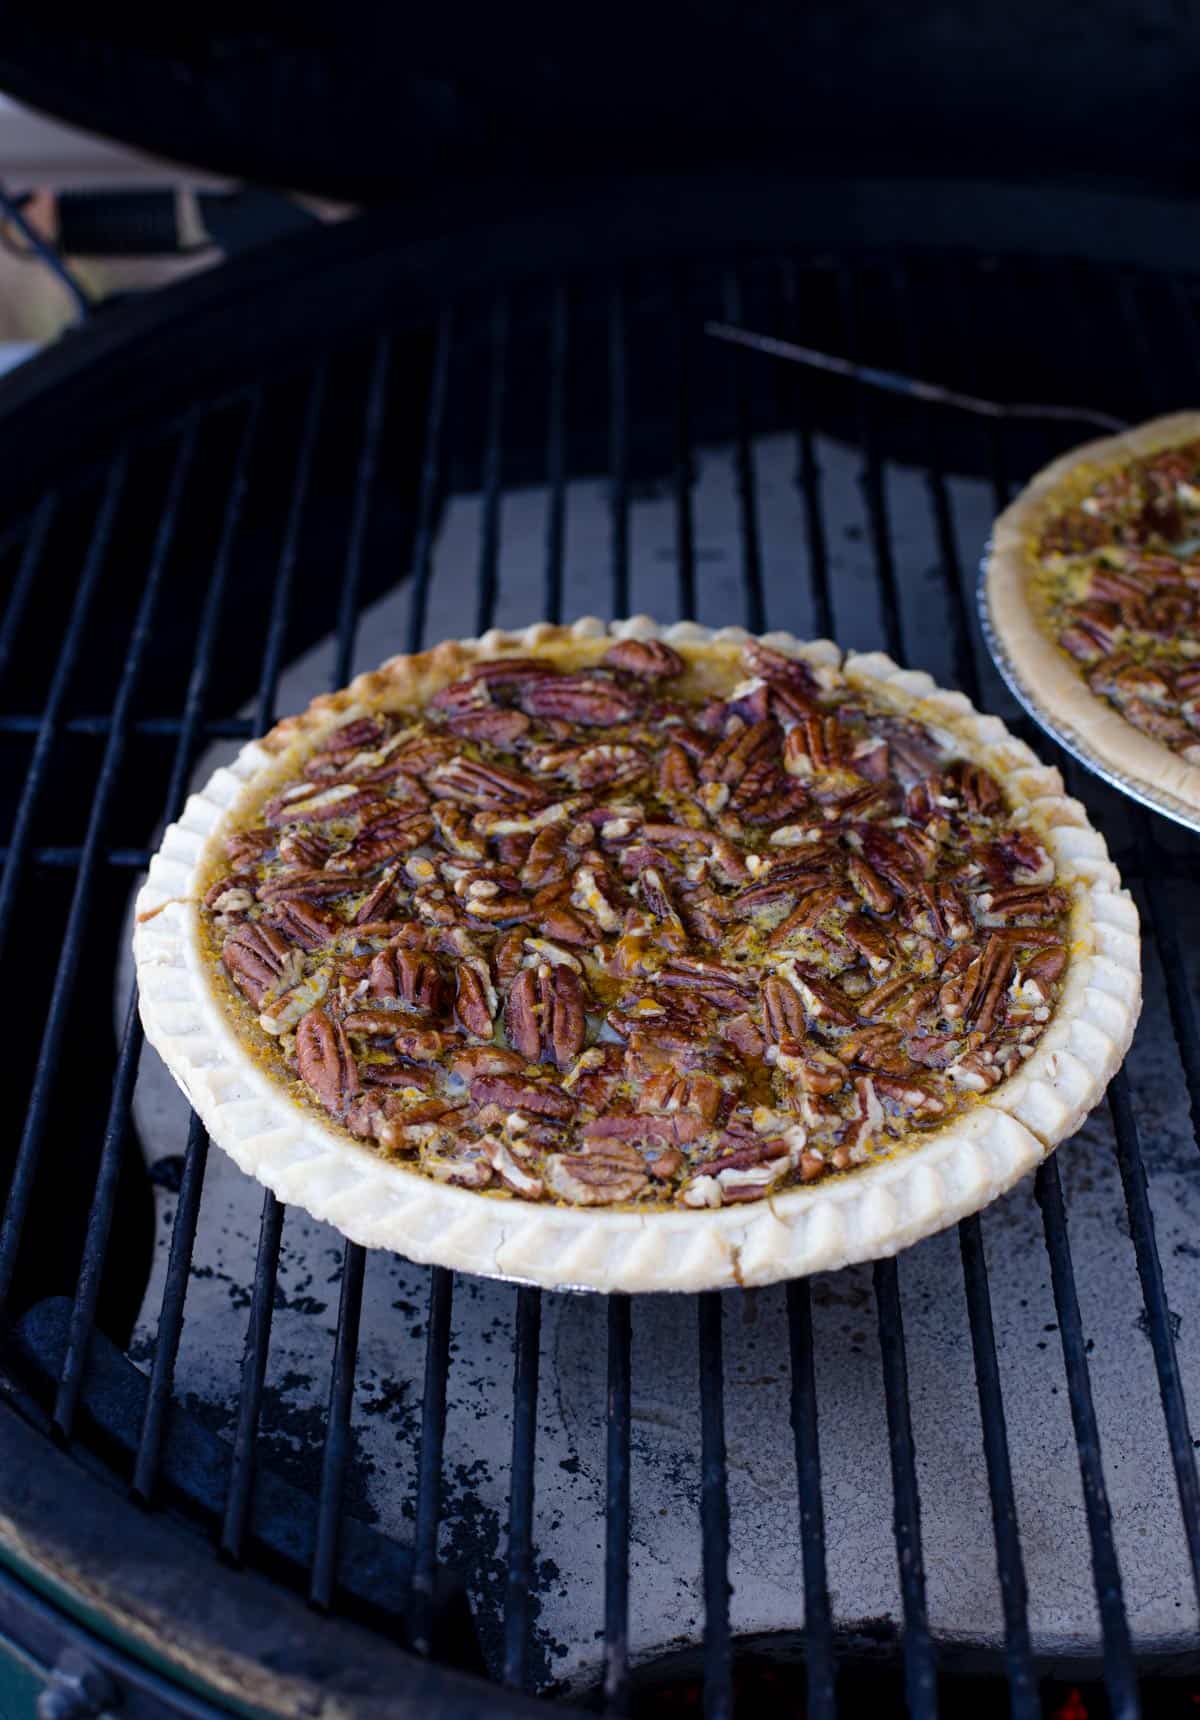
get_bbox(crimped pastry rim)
[133,617,1141,1292]
[984,409,1200,827]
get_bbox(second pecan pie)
[134,619,1139,1292]
[985,410,1200,825]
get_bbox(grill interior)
[1,230,1199,1719]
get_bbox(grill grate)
[0,238,1199,1720]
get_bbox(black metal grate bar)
[0,455,126,982]
[253,365,328,734]
[672,270,697,621]
[333,333,392,688]
[43,425,198,1432]
[475,294,510,637]
[405,310,453,655]
[0,713,254,737]
[874,1258,937,1719]
[53,989,150,1436]
[608,280,630,619]
[132,1115,210,1501]
[0,493,55,686]
[721,268,767,636]
[785,1280,836,1720]
[543,282,568,627]
[1107,1072,1200,1607]
[1036,1158,1138,1719]
[410,1266,454,1656]
[129,397,261,1498]
[602,1295,632,1714]
[835,262,904,662]
[502,1286,543,1689]
[222,364,329,1558]
[698,1293,732,1720]
[309,328,393,1609]
[221,1191,285,1560]
[779,261,833,638]
[311,1241,368,1609]
[957,1218,1038,1719]
[885,261,1040,1715]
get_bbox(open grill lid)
[0,6,1195,200]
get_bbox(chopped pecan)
[296,1008,358,1113]
[776,1038,847,1094]
[604,637,685,679]
[521,826,569,889]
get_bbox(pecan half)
[546,1143,649,1205]
[603,637,685,679]
[221,923,303,1007]
[520,673,640,725]
[296,1008,358,1113]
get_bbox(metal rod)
[0,456,125,980]
[254,364,327,735]
[310,1242,367,1609]
[502,1286,543,1689]
[543,280,569,627]
[131,397,260,1498]
[698,1292,732,1720]
[410,1266,454,1655]
[1036,1159,1139,1718]
[722,267,766,636]
[331,334,391,687]
[704,320,1129,433]
[132,1115,210,1502]
[608,278,630,619]
[958,1218,1038,1720]
[405,310,453,654]
[476,293,510,637]
[603,1295,632,1714]
[673,269,697,621]
[785,1280,837,1720]
[874,1258,937,1719]
[779,261,834,638]
[221,1192,285,1560]
[834,262,905,663]
[0,493,56,686]
[1108,1072,1200,1611]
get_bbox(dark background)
[0,5,1198,202]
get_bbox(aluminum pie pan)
[977,546,1200,837]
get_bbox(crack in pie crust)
[986,411,1200,822]
[134,619,1140,1292]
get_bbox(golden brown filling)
[1036,436,1200,761]
[201,639,1069,1209]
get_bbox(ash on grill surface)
[1,236,1200,1720]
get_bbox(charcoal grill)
[1,181,1200,1720]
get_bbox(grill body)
[0,181,1199,1717]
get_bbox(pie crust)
[985,410,1200,821]
[133,619,1140,1292]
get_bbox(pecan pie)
[986,410,1200,824]
[134,620,1139,1292]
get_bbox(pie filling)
[1035,435,1200,761]
[200,639,1070,1210]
